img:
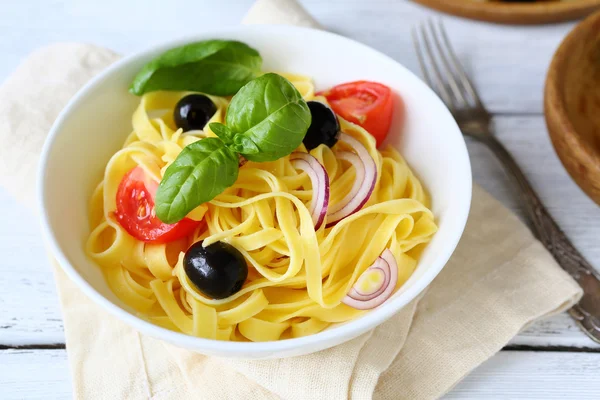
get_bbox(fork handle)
[482,135,600,344]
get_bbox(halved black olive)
[303,101,340,150]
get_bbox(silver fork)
[413,19,600,344]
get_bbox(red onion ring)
[342,249,399,310]
[346,258,389,301]
[326,133,377,228]
[290,153,330,230]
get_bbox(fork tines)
[412,20,483,111]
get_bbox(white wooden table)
[1,0,599,398]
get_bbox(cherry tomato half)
[115,166,200,244]
[319,81,396,147]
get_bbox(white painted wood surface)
[0,0,576,114]
[1,350,599,399]
[1,0,599,398]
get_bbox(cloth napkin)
[0,0,583,399]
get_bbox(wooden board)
[0,350,71,400]
[1,1,600,398]
[447,351,600,399]
[412,0,600,24]
[1,349,599,399]
[0,1,579,114]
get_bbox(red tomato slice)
[319,81,396,147]
[115,166,200,244]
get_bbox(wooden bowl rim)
[545,9,600,176]
[412,0,600,24]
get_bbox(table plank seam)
[490,111,545,117]
[503,344,600,353]
[2,343,600,353]
[0,344,66,350]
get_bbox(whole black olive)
[303,101,340,150]
[184,241,248,299]
[174,94,217,132]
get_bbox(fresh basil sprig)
[211,73,311,162]
[130,40,262,96]
[155,73,311,224]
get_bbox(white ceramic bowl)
[38,25,472,359]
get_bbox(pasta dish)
[85,40,437,341]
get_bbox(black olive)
[184,241,248,299]
[303,101,340,150]
[174,94,217,132]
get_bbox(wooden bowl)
[545,10,600,206]
[412,0,600,24]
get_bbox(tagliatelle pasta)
[85,73,437,342]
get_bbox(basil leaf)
[130,40,262,96]
[155,137,238,224]
[209,122,235,144]
[226,73,311,162]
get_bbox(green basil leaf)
[209,122,235,144]
[155,137,238,224]
[225,73,311,162]
[130,40,262,96]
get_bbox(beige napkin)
[0,0,582,399]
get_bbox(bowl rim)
[545,10,600,193]
[38,24,472,356]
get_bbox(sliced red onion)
[290,152,330,230]
[326,133,377,228]
[342,249,399,310]
[346,258,389,301]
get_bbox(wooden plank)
[304,0,575,114]
[1,349,599,399]
[0,191,64,345]
[447,351,600,399]
[0,0,574,114]
[1,115,599,347]
[511,313,600,349]
[0,350,71,400]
